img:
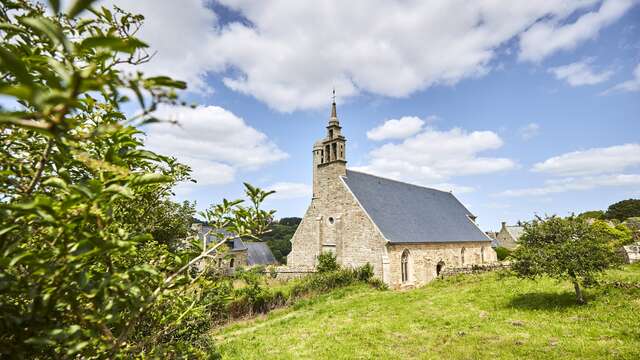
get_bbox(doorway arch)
[436,261,445,277]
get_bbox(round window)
[328,217,335,224]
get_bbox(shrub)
[495,247,512,261]
[316,252,339,273]
[355,263,374,281]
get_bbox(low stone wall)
[440,261,511,277]
[262,265,316,281]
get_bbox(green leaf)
[147,76,187,90]
[67,0,98,18]
[21,17,67,49]
[104,184,133,199]
[43,177,68,189]
[48,0,61,14]
[9,252,32,267]
[131,173,172,186]
[0,45,33,84]
[0,224,19,236]
[80,36,148,54]
[0,85,33,100]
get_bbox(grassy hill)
[213,264,640,359]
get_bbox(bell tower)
[312,90,347,198]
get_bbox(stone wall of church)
[387,242,497,289]
[287,162,388,279]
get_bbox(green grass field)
[213,264,640,359]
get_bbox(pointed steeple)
[330,88,337,118]
[329,88,340,127]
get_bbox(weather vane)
[332,87,336,103]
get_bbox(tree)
[605,199,640,221]
[260,217,300,263]
[578,210,605,220]
[512,216,620,304]
[0,1,273,357]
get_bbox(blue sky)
[110,0,640,231]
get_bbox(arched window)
[481,247,485,263]
[461,247,466,266]
[229,258,235,268]
[401,249,410,283]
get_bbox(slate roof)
[505,226,524,241]
[342,170,491,244]
[246,242,278,265]
[196,226,247,251]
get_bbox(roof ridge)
[345,169,452,195]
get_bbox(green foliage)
[494,246,512,261]
[577,210,604,220]
[512,215,621,304]
[279,217,302,227]
[316,251,339,273]
[289,264,386,298]
[260,217,300,263]
[605,198,640,221]
[0,2,272,357]
[590,219,633,248]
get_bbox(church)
[287,98,496,288]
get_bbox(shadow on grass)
[507,291,583,310]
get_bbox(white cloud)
[354,126,515,187]
[366,116,425,141]
[104,0,220,92]
[532,143,640,176]
[519,123,541,140]
[519,0,637,62]
[144,105,288,186]
[109,0,636,111]
[267,182,312,200]
[549,60,613,86]
[498,174,640,197]
[603,63,640,93]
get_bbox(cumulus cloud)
[354,126,515,187]
[108,0,636,111]
[519,0,636,62]
[267,182,312,200]
[103,0,220,92]
[549,60,613,86]
[144,105,288,187]
[532,143,640,176]
[498,174,640,197]
[366,116,425,141]
[519,123,541,140]
[603,63,640,93]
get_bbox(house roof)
[246,242,278,265]
[342,170,491,244]
[196,226,247,251]
[505,226,524,241]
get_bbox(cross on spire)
[330,88,337,118]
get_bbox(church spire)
[330,88,337,119]
[329,88,340,128]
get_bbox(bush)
[495,246,512,261]
[355,263,374,281]
[316,252,339,273]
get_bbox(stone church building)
[287,100,496,288]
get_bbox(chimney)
[501,221,506,229]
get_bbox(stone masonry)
[287,99,496,289]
